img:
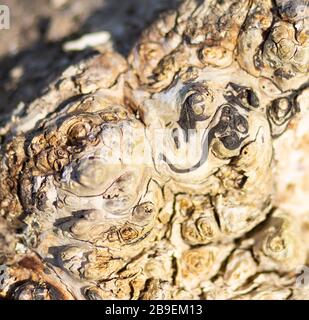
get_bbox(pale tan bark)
[0,0,309,300]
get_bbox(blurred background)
[0,0,180,118]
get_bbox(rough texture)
[0,0,309,300]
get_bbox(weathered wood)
[0,0,309,300]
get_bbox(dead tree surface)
[0,0,309,300]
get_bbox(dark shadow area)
[0,0,181,122]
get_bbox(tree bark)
[0,0,309,300]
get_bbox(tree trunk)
[1,0,309,300]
